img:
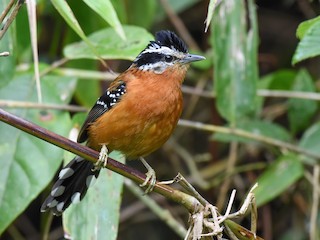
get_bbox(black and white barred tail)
[41,156,100,216]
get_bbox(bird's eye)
[164,55,174,62]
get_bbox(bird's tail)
[41,156,100,215]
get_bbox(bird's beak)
[180,54,205,64]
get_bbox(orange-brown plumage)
[87,64,187,158]
[41,30,205,215]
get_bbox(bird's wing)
[77,80,127,143]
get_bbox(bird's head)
[133,30,205,74]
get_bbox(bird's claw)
[140,167,157,193]
[139,157,157,193]
[92,145,109,171]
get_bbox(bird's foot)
[139,157,157,193]
[92,144,109,171]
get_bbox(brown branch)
[0,108,199,213]
[0,108,264,239]
[0,0,25,40]
[0,0,15,24]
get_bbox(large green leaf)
[253,153,304,207]
[292,19,320,64]
[82,0,125,40]
[211,0,258,124]
[63,151,125,240]
[0,71,77,234]
[64,26,153,60]
[288,69,317,134]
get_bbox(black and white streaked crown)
[133,30,189,70]
[149,30,188,54]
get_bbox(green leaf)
[51,0,101,60]
[204,0,220,32]
[288,69,317,134]
[211,0,258,124]
[299,122,320,160]
[296,16,320,40]
[253,153,304,207]
[0,71,77,234]
[64,26,153,60]
[75,80,101,107]
[261,69,297,91]
[213,119,291,143]
[256,70,297,115]
[63,151,125,240]
[82,0,125,40]
[292,20,320,64]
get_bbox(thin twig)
[310,165,319,240]
[304,170,320,196]
[26,0,41,103]
[0,100,87,112]
[159,0,200,51]
[227,183,258,219]
[182,85,320,101]
[297,0,316,18]
[6,225,24,240]
[217,142,238,209]
[178,119,320,161]
[41,213,53,240]
[258,89,320,101]
[0,0,15,23]
[174,173,209,207]
[0,0,25,40]
[166,138,209,188]
[39,58,68,77]
[124,179,187,238]
[181,85,214,98]
[183,77,208,119]
[37,56,117,80]
[52,67,117,81]
[218,190,236,224]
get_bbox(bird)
[41,30,205,215]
